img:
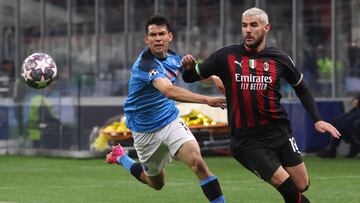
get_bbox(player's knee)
[147,173,165,190]
[152,182,165,190]
[191,157,208,175]
[299,180,310,192]
[149,180,165,190]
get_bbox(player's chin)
[244,41,255,47]
[154,49,167,57]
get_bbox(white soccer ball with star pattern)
[21,53,57,89]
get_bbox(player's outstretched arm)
[315,121,341,139]
[191,75,225,95]
[209,76,225,95]
[152,77,226,109]
[293,80,341,139]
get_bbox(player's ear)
[144,34,149,45]
[168,32,173,42]
[264,23,271,33]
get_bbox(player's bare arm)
[209,76,225,95]
[193,76,225,95]
[152,77,226,109]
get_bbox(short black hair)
[145,15,170,34]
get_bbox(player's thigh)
[163,117,197,159]
[175,140,202,165]
[132,131,172,177]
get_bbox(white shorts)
[132,117,196,177]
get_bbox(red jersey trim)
[228,54,242,128]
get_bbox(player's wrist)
[203,96,210,105]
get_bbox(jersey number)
[289,137,300,154]
[179,120,190,132]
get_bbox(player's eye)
[250,22,258,27]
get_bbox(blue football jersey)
[124,48,183,132]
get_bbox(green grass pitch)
[0,155,359,203]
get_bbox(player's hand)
[314,120,341,139]
[181,54,196,70]
[206,96,226,109]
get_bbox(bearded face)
[242,15,270,51]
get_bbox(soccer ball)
[21,53,57,89]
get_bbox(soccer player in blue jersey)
[106,15,226,203]
[181,7,340,203]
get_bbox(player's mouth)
[245,35,254,41]
[154,44,164,48]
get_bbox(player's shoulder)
[167,49,182,62]
[262,47,295,65]
[167,49,181,58]
[262,46,288,57]
[138,49,159,71]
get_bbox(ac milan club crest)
[263,61,269,71]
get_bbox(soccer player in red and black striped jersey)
[181,7,340,203]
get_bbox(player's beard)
[244,31,265,49]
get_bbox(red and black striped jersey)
[197,43,303,134]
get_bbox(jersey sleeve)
[196,48,224,79]
[138,59,166,84]
[280,55,303,86]
[276,51,321,121]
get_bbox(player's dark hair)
[145,15,170,34]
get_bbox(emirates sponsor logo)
[235,74,272,83]
[234,73,272,91]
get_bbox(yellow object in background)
[91,132,110,151]
[90,116,130,151]
[102,116,129,133]
[180,109,217,126]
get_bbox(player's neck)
[151,50,167,60]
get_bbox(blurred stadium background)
[0,0,359,156]
[0,0,359,202]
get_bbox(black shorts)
[233,124,303,181]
